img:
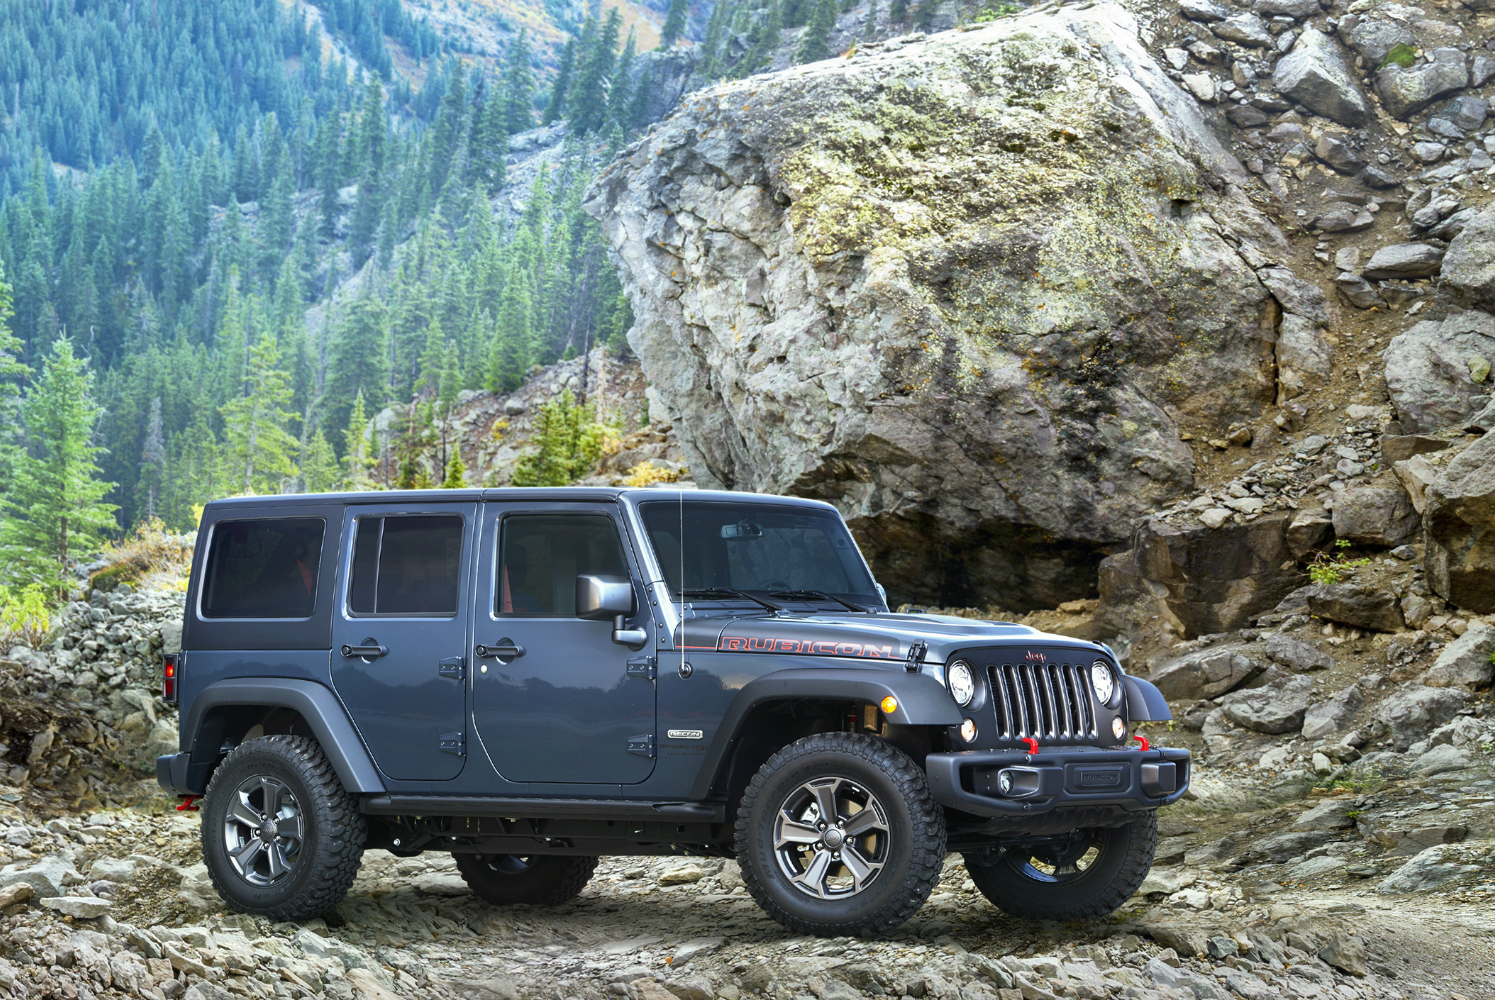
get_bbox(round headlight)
[1090,660,1117,706]
[947,660,976,707]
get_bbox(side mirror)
[576,575,635,621]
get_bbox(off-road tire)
[963,811,1157,921]
[454,854,599,906]
[201,735,366,921]
[735,732,947,938]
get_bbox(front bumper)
[925,745,1191,819]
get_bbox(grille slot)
[987,662,1097,741]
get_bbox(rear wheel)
[736,732,946,937]
[963,812,1157,921]
[454,854,598,906]
[200,736,366,921]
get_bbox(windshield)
[639,500,880,607]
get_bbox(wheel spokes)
[230,798,262,830]
[266,843,292,879]
[258,777,286,816]
[792,846,834,898]
[229,837,265,876]
[840,843,882,889]
[775,819,823,847]
[811,781,841,825]
[841,807,886,838]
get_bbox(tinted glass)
[498,515,629,615]
[640,501,877,602]
[348,515,464,616]
[201,518,325,618]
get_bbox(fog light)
[1112,717,1127,741]
[997,770,1014,794]
[959,718,978,743]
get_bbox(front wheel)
[735,733,947,938]
[455,854,599,906]
[200,736,366,921]
[963,812,1157,921]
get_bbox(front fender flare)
[688,667,962,801]
[177,677,386,794]
[1124,675,1173,722]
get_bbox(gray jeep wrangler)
[159,488,1187,936]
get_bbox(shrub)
[1308,539,1370,585]
[622,462,685,487]
[1381,44,1417,69]
[0,584,52,648]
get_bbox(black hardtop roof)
[201,487,840,512]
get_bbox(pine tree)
[795,0,837,63]
[701,0,732,77]
[740,1,784,76]
[502,30,537,134]
[660,0,688,48]
[510,389,607,487]
[569,9,622,135]
[326,296,392,435]
[442,451,465,488]
[0,264,32,500]
[220,336,299,496]
[342,391,378,490]
[608,29,638,127]
[485,277,531,393]
[138,396,167,522]
[470,85,510,193]
[889,0,908,21]
[317,121,345,242]
[543,39,577,124]
[300,429,339,493]
[0,339,118,593]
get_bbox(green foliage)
[510,390,616,487]
[973,2,1022,21]
[795,0,839,64]
[0,583,51,648]
[220,336,300,495]
[0,340,118,593]
[1381,44,1417,69]
[661,0,689,48]
[442,452,466,489]
[889,0,909,23]
[1308,539,1371,586]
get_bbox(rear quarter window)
[200,518,326,619]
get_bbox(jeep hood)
[674,612,1113,667]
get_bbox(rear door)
[331,502,475,781]
[471,502,657,784]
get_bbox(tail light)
[163,653,178,703]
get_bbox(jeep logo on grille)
[1025,651,1046,662]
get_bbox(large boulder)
[1362,243,1444,280]
[1383,310,1495,434]
[1301,683,1365,739]
[1376,686,1468,750]
[1096,514,1304,637]
[1422,622,1495,688]
[587,3,1294,608]
[1272,29,1372,126]
[1307,581,1404,632]
[1221,674,1316,734]
[1442,206,1495,310]
[1424,430,1495,613]
[1331,486,1419,547]
[1376,49,1470,121]
[1148,644,1262,701]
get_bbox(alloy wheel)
[223,774,305,887]
[772,775,890,899]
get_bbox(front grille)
[987,662,1096,741]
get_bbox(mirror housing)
[576,575,635,621]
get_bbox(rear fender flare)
[688,667,962,801]
[181,678,386,793]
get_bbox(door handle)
[476,640,525,662]
[340,641,388,659]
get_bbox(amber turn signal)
[880,696,898,715]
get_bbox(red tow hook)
[176,795,201,812]
[1131,736,1151,752]
[1020,737,1039,756]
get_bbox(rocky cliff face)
[587,3,1330,608]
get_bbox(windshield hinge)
[904,642,928,672]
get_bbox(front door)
[331,503,475,782]
[472,503,656,785]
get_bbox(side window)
[497,515,629,616]
[348,515,465,616]
[201,518,325,619]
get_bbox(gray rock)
[0,854,79,899]
[1411,743,1472,775]
[1287,855,1347,879]
[1331,486,1419,547]
[1252,830,1331,862]
[160,619,182,655]
[587,2,1284,608]
[1254,0,1318,18]
[1442,206,1495,311]
[1145,958,1228,999]
[1320,935,1369,978]
[1362,164,1401,188]
[1383,310,1495,433]
[1336,272,1382,308]
[1149,645,1262,700]
[1473,53,1495,88]
[1213,12,1274,47]
[1311,205,1373,232]
[1272,29,1371,125]
[1226,104,1270,128]
[1376,685,1468,750]
[1377,49,1470,121]
[1412,141,1447,165]
[1340,15,1414,65]
[1301,683,1364,739]
[1221,674,1315,734]
[1291,800,1356,831]
[1264,632,1334,671]
[39,896,111,918]
[1424,428,1495,612]
[1307,581,1404,632]
[1377,844,1482,894]
[1362,243,1445,280]
[1422,621,1495,688]
[1096,514,1304,638]
[1425,206,1479,244]
[1314,134,1363,174]
[1180,0,1230,21]
[1286,507,1331,559]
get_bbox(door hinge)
[438,656,465,680]
[626,734,656,758]
[439,732,466,755]
[626,655,656,680]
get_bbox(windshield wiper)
[680,588,783,613]
[770,590,872,614]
